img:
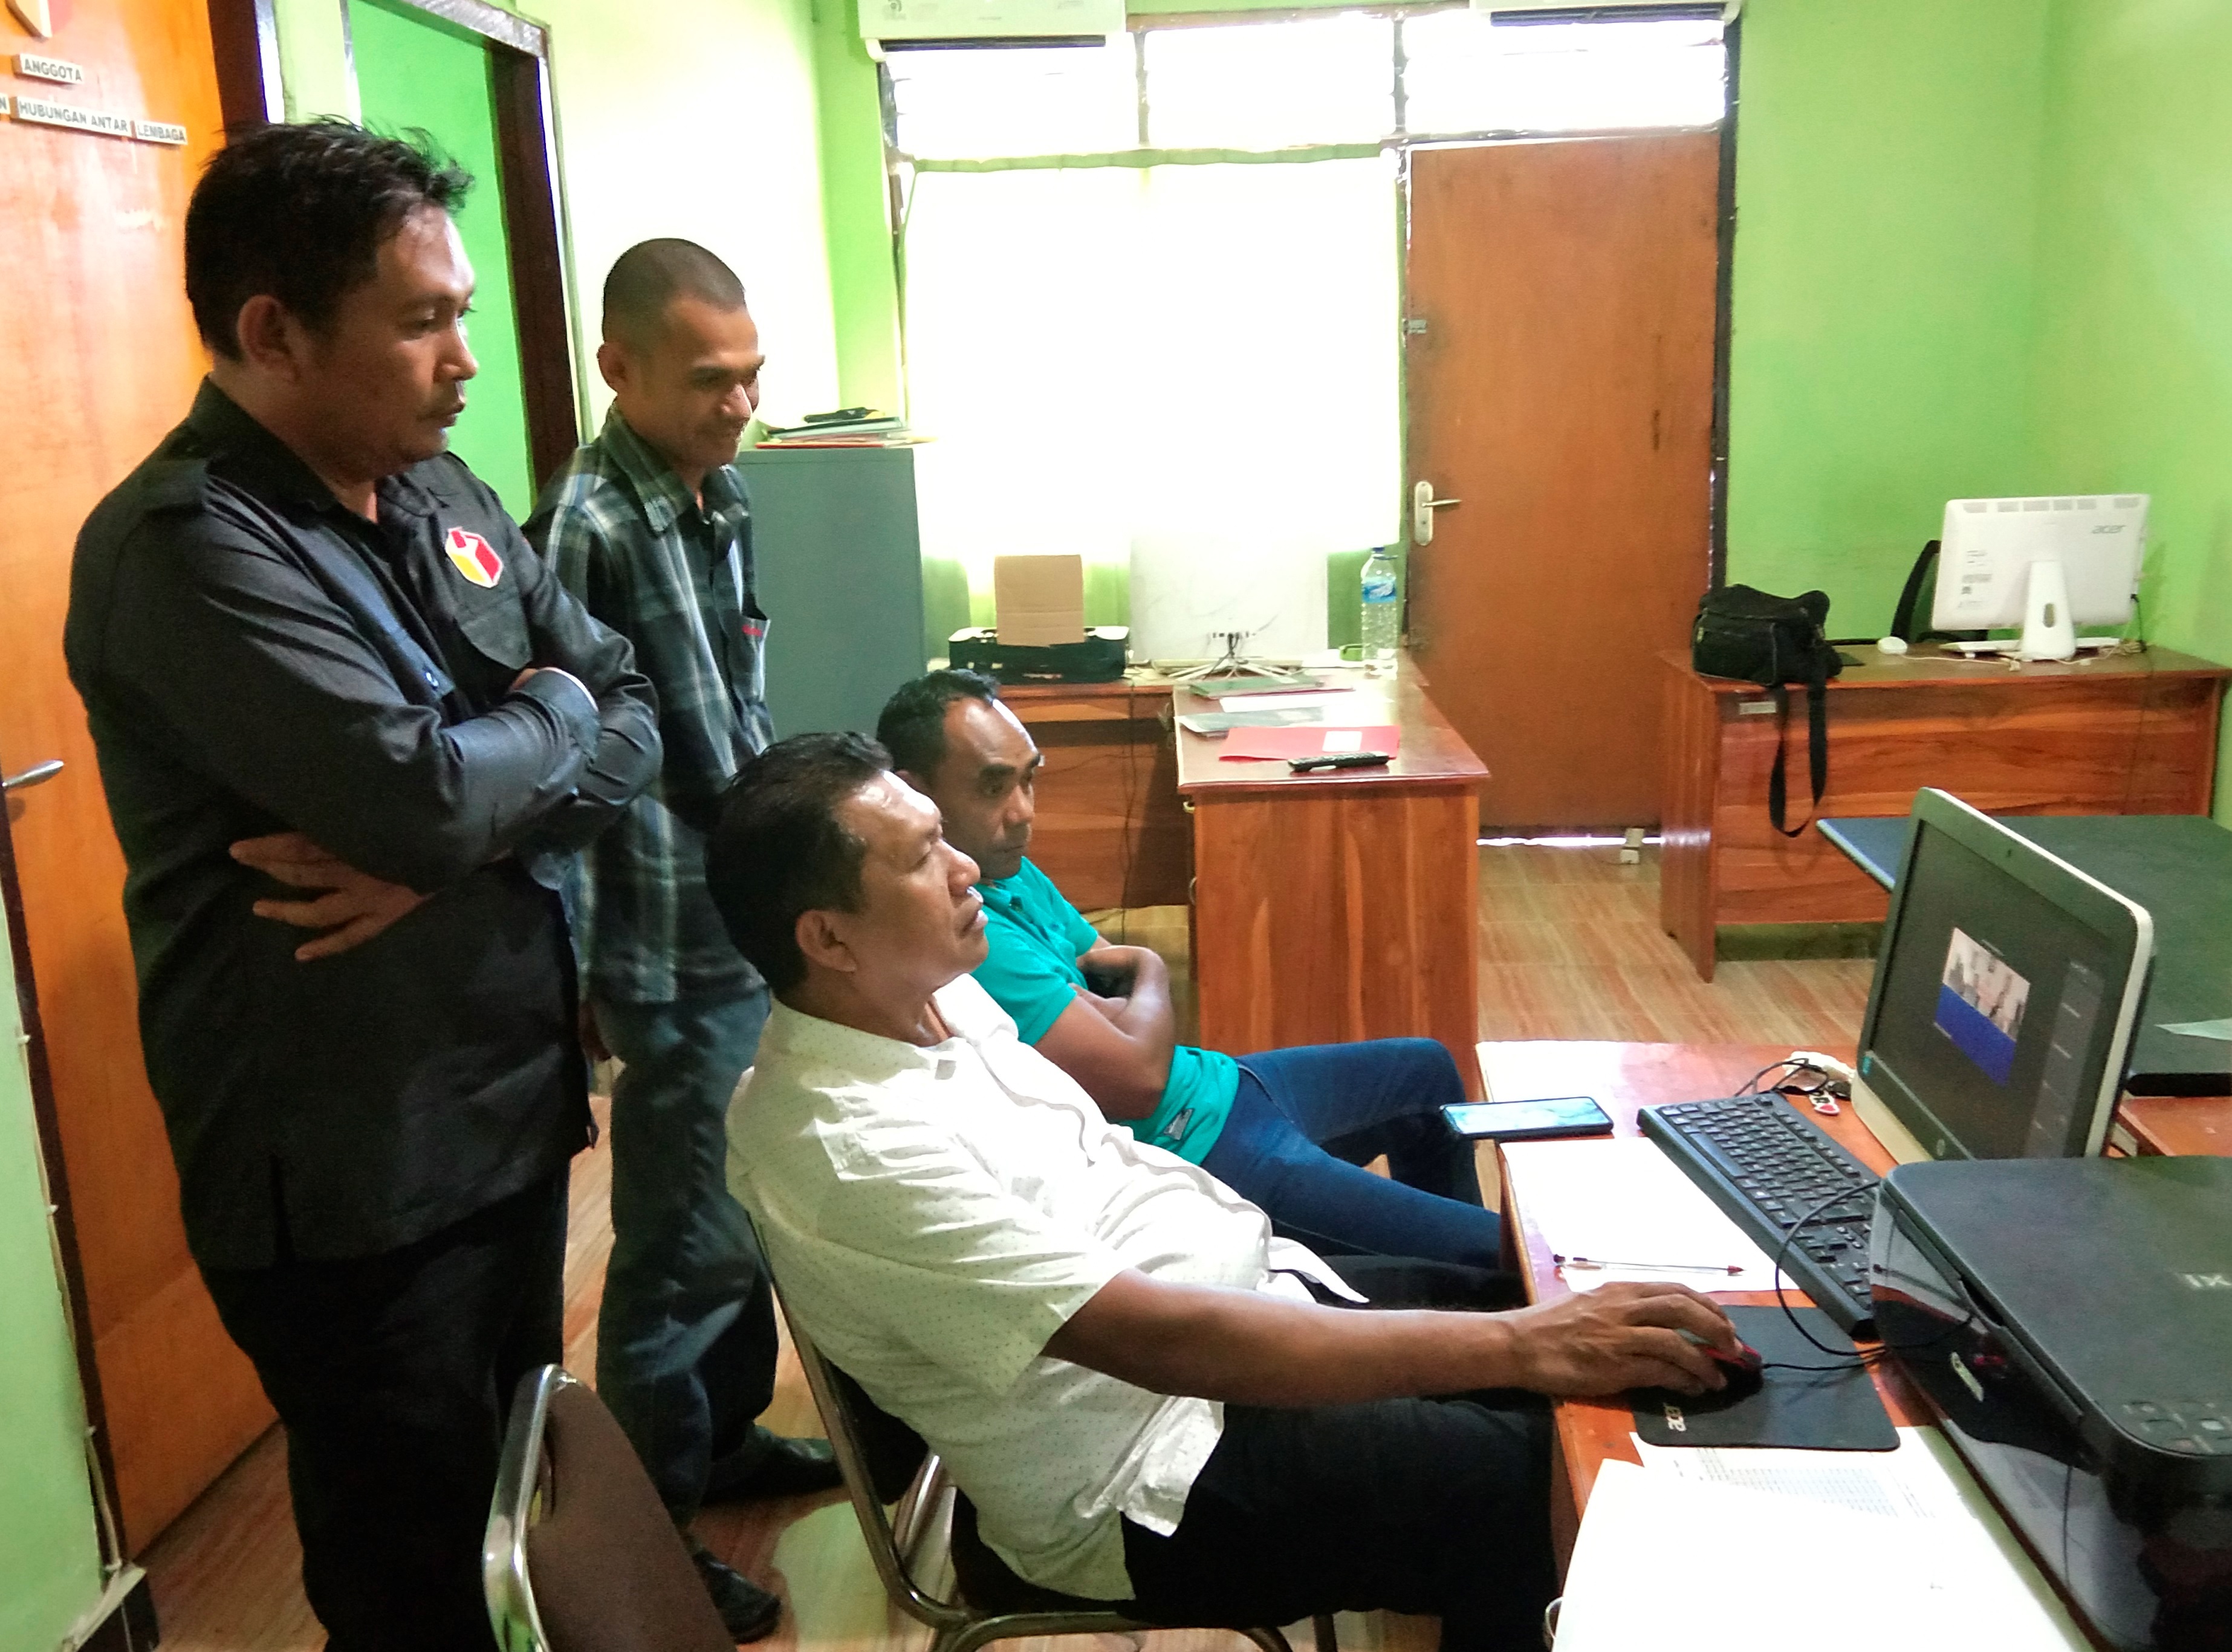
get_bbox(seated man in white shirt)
[709,733,1739,1652]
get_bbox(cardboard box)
[992,554,1087,648]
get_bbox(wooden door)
[1,0,273,1548]
[1405,134,1721,831]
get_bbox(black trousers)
[201,1171,568,1652]
[1120,1255,1557,1652]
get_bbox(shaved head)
[602,238,747,349]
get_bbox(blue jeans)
[1199,1039,1502,1271]
[595,986,774,1520]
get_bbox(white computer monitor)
[1127,534,1329,669]
[1851,789,2154,1165]
[1932,494,2147,660]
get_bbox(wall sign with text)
[4,48,189,146]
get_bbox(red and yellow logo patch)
[445,526,504,589]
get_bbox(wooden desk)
[1178,661,1488,1092]
[1479,1040,1926,1543]
[1482,1037,2217,1645]
[1001,678,1191,910]
[2117,1095,2232,1157]
[1659,644,2229,979]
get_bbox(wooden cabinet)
[1659,645,2231,979]
[1178,662,1487,1093]
[1001,681,1190,912]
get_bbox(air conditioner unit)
[1468,0,1741,17]
[861,0,1123,44]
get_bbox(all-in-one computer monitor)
[1931,494,2147,661]
[1851,789,2155,1164]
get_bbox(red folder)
[1218,725,1402,761]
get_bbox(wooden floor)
[138,844,1873,1650]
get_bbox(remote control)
[1288,751,1393,773]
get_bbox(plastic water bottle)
[1360,546,1400,664]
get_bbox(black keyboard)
[1639,1094,1881,1338]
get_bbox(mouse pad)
[1629,1306,1896,1451]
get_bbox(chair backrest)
[484,1365,733,1652]
[772,1292,972,1634]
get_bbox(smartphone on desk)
[1441,1096,1614,1142]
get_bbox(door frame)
[1395,5,1744,614]
[342,0,583,487]
[207,0,284,126]
[0,803,126,1574]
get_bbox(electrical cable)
[1761,1184,1887,1370]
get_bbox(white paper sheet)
[1214,689,1377,714]
[1631,1425,1966,1520]
[1555,1454,2089,1651]
[2159,1017,2232,1040]
[1502,1135,1788,1294]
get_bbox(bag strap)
[1766,641,1832,838]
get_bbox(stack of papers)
[1555,1432,2087,1650]
[1501,1136,1785,1293]
[1214,689,1375,715]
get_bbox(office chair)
[484,1365,734,1652]
[774,1286,1340,1652]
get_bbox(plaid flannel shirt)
[525,409,773,1003]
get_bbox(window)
[1401,13,1727,137]
[885,8,1726,159]
[1143,16,1395,149]
[885,42,1137,158]
[888,8,1727,645]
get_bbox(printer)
[1873,1156,2232,1650]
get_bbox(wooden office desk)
[2117,1094,2232,1157]
[1483,1039,2221,1637]
[1659,644,2229,979]
[1178,661,1488,1092]
[1001,677,1190,910]
[1478,1040,1927,1540]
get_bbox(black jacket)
[65,381,661,1268]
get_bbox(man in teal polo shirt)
[878,670,1503,1268]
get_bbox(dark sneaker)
[688,1541,782,1644]
[705,1430,844,1503]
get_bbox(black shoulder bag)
[1691,586,1843,837]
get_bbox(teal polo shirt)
[972,858,1238,1164]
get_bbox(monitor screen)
[1857,800,2150,1162]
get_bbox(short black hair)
[875,669,1002,779]
[185,120,472,360]
[603,238,748,349]
[706,733,891,994]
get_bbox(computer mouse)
[1705,1339,1765,1401]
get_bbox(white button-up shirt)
[727,974,1351,1601]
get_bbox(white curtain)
[902,156,1403,646]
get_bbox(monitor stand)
[1163,630,1313,686]
[1939,563,2120,662]
[2016,559,2077,661]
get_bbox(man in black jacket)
[65,122,659,1651]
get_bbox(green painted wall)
[270,0,842,443]
[0,902,105,1652]
[2029,0,2232,818]
[1724,0,2054,638]
[351,0,539,516]
[811,0,903,410]
[522,0,841,431]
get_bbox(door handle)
[1411,480,1464,545]
[2,759,64,793]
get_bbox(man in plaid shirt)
[525,239,836,1641]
